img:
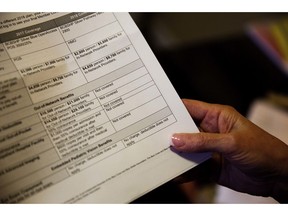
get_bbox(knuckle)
[189,133,207,151]
[223,133,238,152]
[222,104,237,114]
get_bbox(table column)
[57,13,139,83]
[0,43,31,115]
[1,19,88,104]
[39,91,117,159]
[94,66,168,131]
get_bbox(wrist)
[272,180,288,203]
[272,153,288,203]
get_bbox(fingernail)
[171,134,184,147]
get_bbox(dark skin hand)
[171,99,288,203]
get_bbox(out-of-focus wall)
[131,13,287,50]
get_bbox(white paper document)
[0,12,209,203]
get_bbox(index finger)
[182,99,214,122]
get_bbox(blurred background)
[129,13,288,204]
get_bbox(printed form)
[0,12,209,203]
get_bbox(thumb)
[171,132,232,154]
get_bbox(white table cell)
[0,113,40,137]
[0,133,53,168]
[51,109,108,143]
[71,98,101,116]
[0,148,59,187]
[0,165,69,203]
[104,84,163,119]
[0,71,24,95]
[0,44,10,61]
[67,141,124,176]
[66,91,96,107]
[28,69,87,103]
[40,91,97,124]
[60,13,116,41]
[83,45,139,82]
[73,104,103,123]
[123,115,176,147]
[21,54,78,86]
[0,59,17,75]
[99,74,152,105]
[94,67,148,97]
[74,30,130,67]
[0,122,45,148]
[12,43,70,69]
[0,88,32,116]
[4,28,65,58]
[112,96,168,131]
[67,21,122,52]
[58,121,116,158]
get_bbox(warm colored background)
[130,13,288,204]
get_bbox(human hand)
[171,99,288,203]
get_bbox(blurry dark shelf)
[151,35,288,115]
